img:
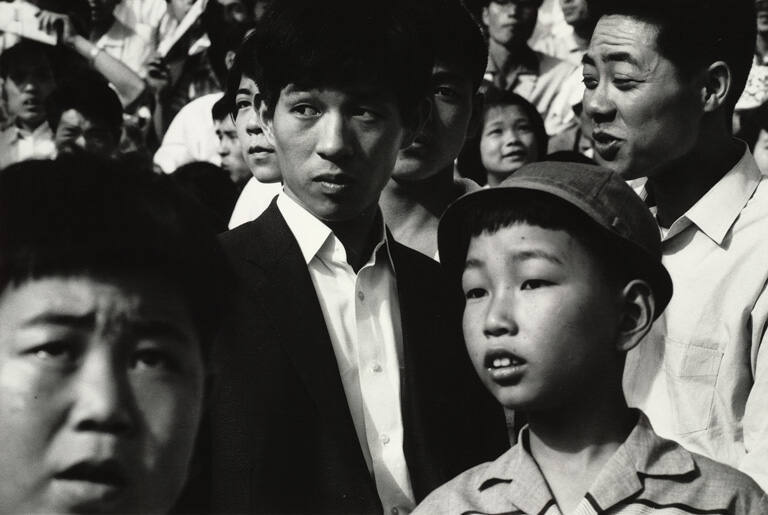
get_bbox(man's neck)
[757,33,768,61]
[647,132,742,228]
[380,166,458,258]
[526,382,636,513]
[488,39,528,71]
[15,117,44,134]
[326,204,382,273]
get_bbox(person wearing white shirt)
[198,1,508,513]
[0,41,56,169]
[582,0,768,490]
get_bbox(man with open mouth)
[583,0,768,492]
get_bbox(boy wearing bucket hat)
[414,162,768,514]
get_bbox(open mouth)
[500,149,527,160]
[55,461,128,487]
[484,349,526,384]
[591,130,622,159]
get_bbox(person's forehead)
[58,109,108,131]
[6,58,53,78]
[589,14,663,62]
[432,58,474,85]
[237,75,259,92]
[282,83,398,104]
[484,104,527,123]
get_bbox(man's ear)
[616,279,655,353]
[257,100,276,147]
[400,97,431,149]
[481,6,490,28]
[224,50,237,71]
[701,61,732,113]
[465,92,484,141]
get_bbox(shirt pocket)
[663,339,724,435]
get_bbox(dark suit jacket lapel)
[389,239,447,499]
[243,203,366,444]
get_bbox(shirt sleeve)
[738,281,768,492]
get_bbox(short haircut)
[0,40,53,78]
[45,71,123,142]
[255,0,434,126]
[172,161,240,233]
[591,0,756,113]
[224,29,265,120]
[0,155,232,357]
[212,95,231,122]
[459,190,632,288]
[482,88,549,158]
[422,0,488,92]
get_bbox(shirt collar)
[276,192,395,271]
[637,145,762,245]
[2,121,52,142]
[681,146,761,246]
[473,411,695,513]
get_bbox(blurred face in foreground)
[0,274,205,514]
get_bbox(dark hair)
[172,161,239,232]
[45,71,123,142]
[0,155,232,356]
[459,190,631,288]
[422,0,488,93]
[211,95,231,122]
[223,29,265,120]
[255,0,433,126]
[591,0,756,113]
[0,40,53,78]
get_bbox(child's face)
[215,115,250,186]
[480,105,540,183]
[393,59,476,182]
[3,59,55,129]
[234,75,281,183]
[0,275,205,514]
[265,84,411,221]
[461,223,622,411]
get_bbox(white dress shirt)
[624,147,768,491]
[277,193,415,514]
[228,177,282,229]
[0,121,55,169]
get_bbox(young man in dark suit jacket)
[205,0,509,513]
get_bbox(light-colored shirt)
[0,121,55,169]
[532,26,587,66]
[97,0,167,78]
[624,148,768,492]
[736,54,768,111]
[484,49,583,137]
[414,413,768,514]
[153,92,222,173]
[228,177,283,229]
[276,193,416,514]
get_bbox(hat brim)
[438,187,673,318]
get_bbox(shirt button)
[357,290,365,301]
[391,509,399,515]
[372,363,382,373]
[381,434,390,445]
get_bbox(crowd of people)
[1,0,768,513]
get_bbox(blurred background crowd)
[1,0,767,229]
